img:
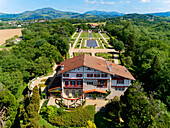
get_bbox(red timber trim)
[48,87,61,91]
[112,77,125,80]
[63,80,83,88]
[63,78,83,80]
[111,86,128,88]
[84,79,110,80]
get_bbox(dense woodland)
[0,16,170,127]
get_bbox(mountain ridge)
[0,7,170,20]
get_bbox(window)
[76,74,82,77]
[87,82,93,85]
[87,74,93,77]
[65,81,69,86]
[115,88,125,91]
[77,81,82,86]
[66,90,69,96]
[101,74,107,77]
[117,80,124,84]
[94,74,100,77]
[63,74,69,77]
[100,80,104,85]
[72,90,75,97]
[70,81,76,86]
[78,90,81,97]
[87,67,91,70]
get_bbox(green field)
[75,39,81,49]
[94,39,104,49]
[73,33,79,38]
[101,33,109,38]
[92,32,101,38]
[80,32,89,38]
[73,52,91,57]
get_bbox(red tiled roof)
[58,54,135,80]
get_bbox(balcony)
[64,85,83,89]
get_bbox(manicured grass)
[71,39,76,47]
[101,39,110,49]
[73,33,79,38]
[81,40,90,49]
[81,32,89,38]
[94,39,104,49]
[75,39,81,49]
[66,52,70,59]
[102,33,109,39]
[92,32,101,38]
[73,52,91,57]
[38,116,58,128]
[95,53,114,59]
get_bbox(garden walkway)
[29,64,58,90]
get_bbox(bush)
[41,105,95,127]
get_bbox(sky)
[0,0,170,14]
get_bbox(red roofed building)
[49,54,135,100]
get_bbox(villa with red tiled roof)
[48,54,135,100]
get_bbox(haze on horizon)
[0,0,170,14]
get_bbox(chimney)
[60,64,64,70]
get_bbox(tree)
[0,83,18,128]
[110,39,124,53]
[120,82,170,128]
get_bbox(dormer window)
[76,74,82,77]
[87,74,93,77]
[94,74,100,77]
[63,74,69,77]
[101,74,107,77]
[87,67,91,70]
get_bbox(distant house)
[39,20,45,23]
[91,24,99,28]
[10,38,22,44]
[48,55,135,101]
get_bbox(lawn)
[38,116,58,128]
[73,52,91,57]
[101,39,110,49]
[75,39,81,49]
[92,32,101,38]
[73,33,79,38]
[94,39,104,49]
[101,33,109,39]
[71,39,76,47]
[95,53,114,59]
[81,32,89,38]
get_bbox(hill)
[0,7,80,20]
[84,10,124,17]
[149,12,170,17]
[0,8,170,21]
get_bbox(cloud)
[85,0,115,5]
[139,0,151,3]
[163,1,170,4]
[85,0,97,4]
